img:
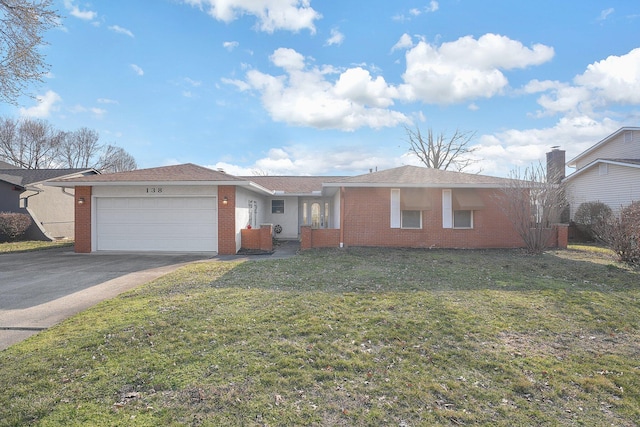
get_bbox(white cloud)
[209,145,401,176]
[109,25,134,37]
[574,48,640,104]
[391,33,414,52]
[97,98,119,104]
[182,0,321,33]
[63,0,97,21]
[325,28,345,46]
[400,33,554,104]
[525,48,640,118]
[236,48,409,130]
[473,115,621,177]
[130,64,144,76]
[68,104,107,118]
[19,91,62,118]
[598,8,614,21]
[223,41,239,51]
[185,77,202,87]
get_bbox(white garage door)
[96,197,217,252]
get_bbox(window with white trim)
[272,199,285,214]
[453,210,473,228]
[401,210,422,228]
[599,163,608,176]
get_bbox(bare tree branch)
[0,116,137,172]
[404,125,480,172]
[495,162,567,254]
[0,0,59,104]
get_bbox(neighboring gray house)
[0,161,98,240]
[564,127,640,218]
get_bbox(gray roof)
[0,166,97,185]
[241,176,346,194]
[51,163,246,184]
[325,165,513,188]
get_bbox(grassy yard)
[0,240,73,253]
[1,247,638,426]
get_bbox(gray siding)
[567,163,640,218]
[575,130,640,169]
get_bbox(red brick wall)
[217,186,237,255]
[300,226,340,250]
[341,187,525,249]
[74,186,92,253]
[241,224,273,251]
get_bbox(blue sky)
[2,0,640,177]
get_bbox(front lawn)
[1,247,638,426]
[0,240,73,253]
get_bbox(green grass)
[0,240,74,253]
[1,247,639,426]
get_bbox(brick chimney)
[546,147,565,184]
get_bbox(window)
[453,210,472,228]
[402,210,422,228]
[624,130,633,144]
[599,163,608,176]
[271,199,285,214]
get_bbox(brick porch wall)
[241,224,273,251]
[74,186,92,253]
[300,226,340,250]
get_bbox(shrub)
[597,201,640,265]
[573,201,612,241]
[0,212,32,241]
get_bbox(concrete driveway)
[0,247,214,351]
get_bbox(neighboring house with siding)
[0,161,98,240]
[51,163,568,254]
[563,127,640,218]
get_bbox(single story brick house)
[50,163,567,254]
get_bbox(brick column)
[555,224,569,249]
[74,186,92,253]
[217,186,236,255]
[300,225,312,250]
[260,224,273,251]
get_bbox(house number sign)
[146,187,163,193]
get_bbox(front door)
[302,200,330,229]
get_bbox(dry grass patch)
[0,247,638,426]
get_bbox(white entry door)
[95,197,217,252]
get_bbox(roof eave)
[45,180,248,188]
[567,127,640,166]
[322,182,509,189]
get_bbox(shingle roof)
[52,163,241,183]
[0,173,24,187]
[0,166,95,185]
[325,165,512,187]
[241,176,346,193]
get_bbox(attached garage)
[47,163,273,255]
[95,197,217,252]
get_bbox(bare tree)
[0,0,59,104]
[0,116,63,168]
[495,162,566,254]
[59,127,101,168]
[0,116,138,172]
[404,125,479,172]
[97,144,137,173]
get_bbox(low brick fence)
[240,224,273,252]
[300,226,340,250]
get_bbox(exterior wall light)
[223,196,228,205]
[78,197,85,205]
